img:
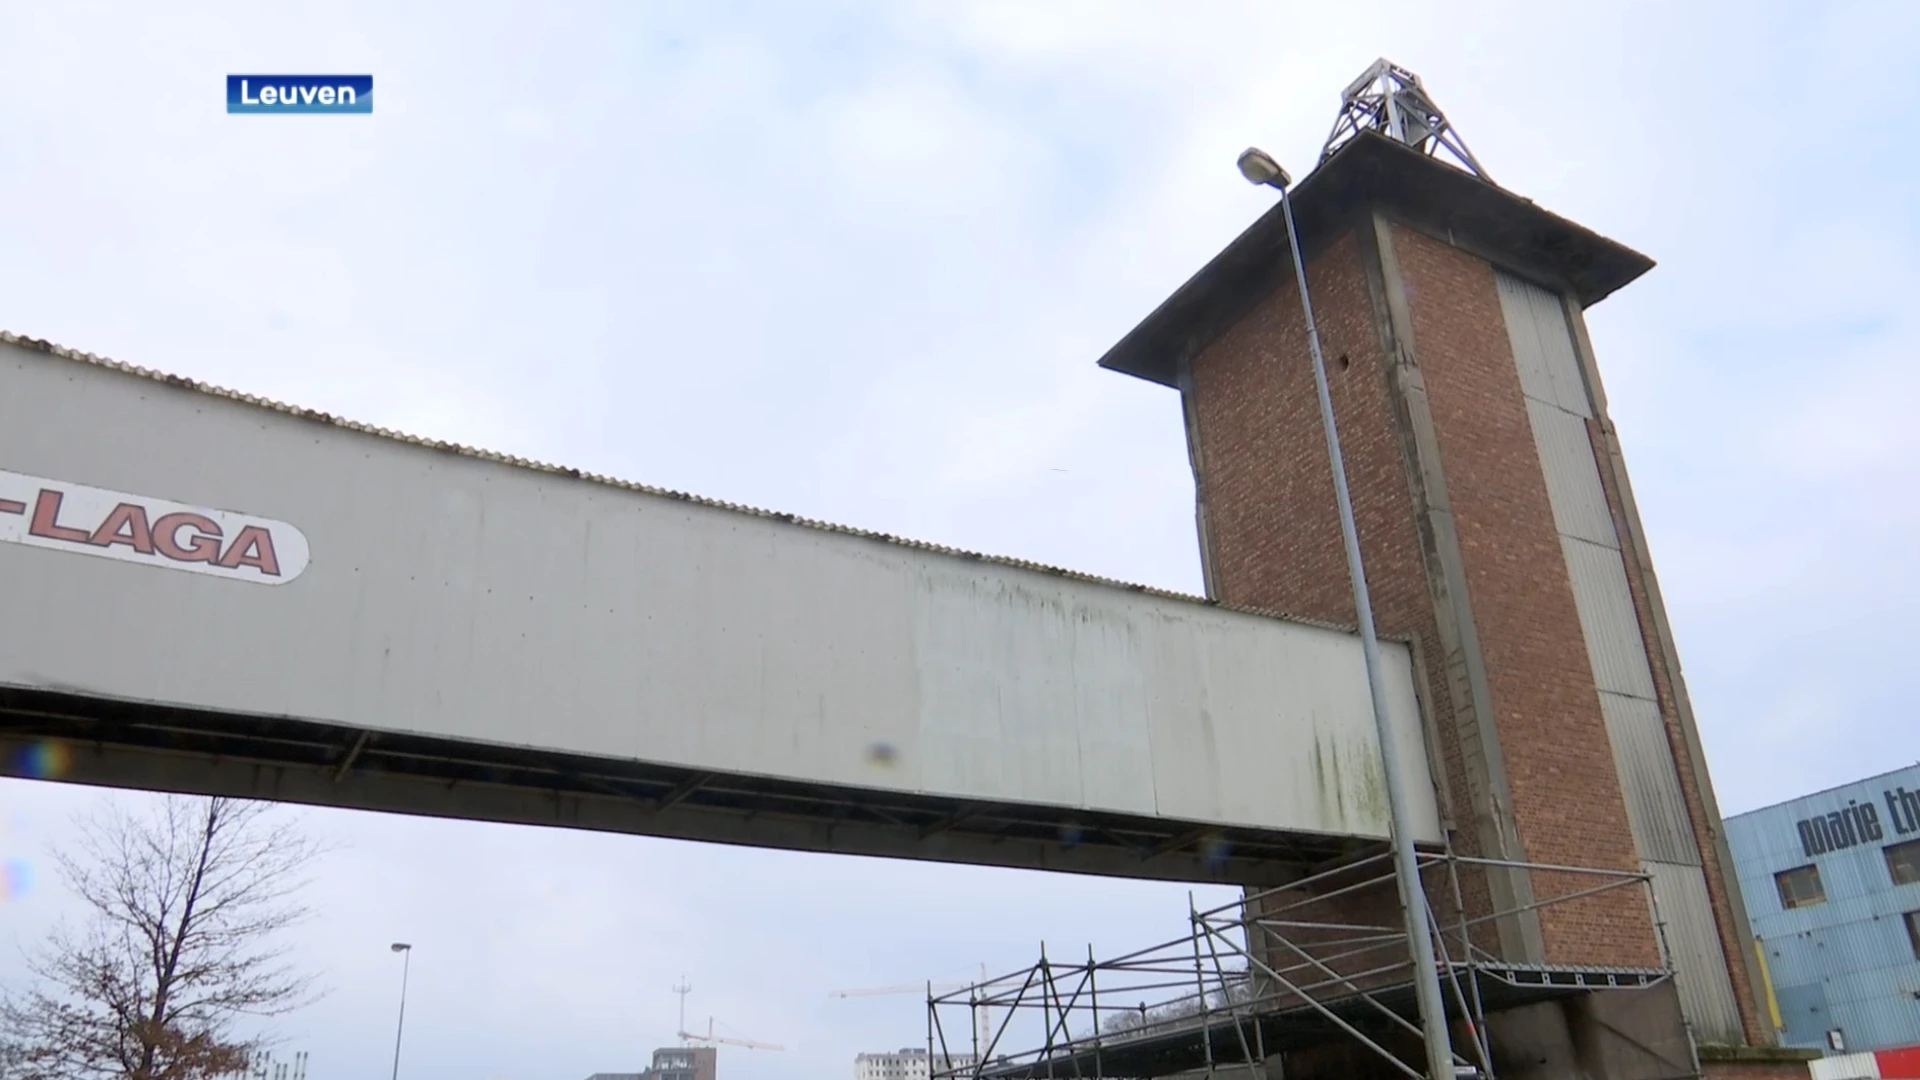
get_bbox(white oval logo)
[0,468,309,585]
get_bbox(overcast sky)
[2,1,1917,1078]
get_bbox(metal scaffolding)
[926,852,1675,1080]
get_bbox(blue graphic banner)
[227,75,373,114]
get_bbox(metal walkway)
[963,963,1667,1080]
[927,852,1675,1080]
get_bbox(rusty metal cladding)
[1525,398,1619,549]
[1599,691,1703,866]
[1561,536,1661,701]
[1646,858,1747,1044]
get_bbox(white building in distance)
[855,1048,979,1080]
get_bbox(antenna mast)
[673,978,693,1045]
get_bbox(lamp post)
[1235,146,1460,1080]
[389,943,413,1080]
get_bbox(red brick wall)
[1185,219,1668,970]
[1384,224,1657,968]
[1187,227,1480,951]
[1191,229,1416,627]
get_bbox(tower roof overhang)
[1097,130,1656,389]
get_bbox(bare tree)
[2,795,324,1080]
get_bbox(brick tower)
[1098,62,1807,1079]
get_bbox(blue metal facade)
[1725,763,1920,1053]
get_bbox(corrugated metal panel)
[1811,1053,1882,1080]
[1599,691,1702,865]
[1777,981,1834,1048]
[1818,917,1920,982]
[1826,975,1920,1054]
[1765,931,1833,977]
[1525,398,1618,548]
[0,337,1443,844]
[1728,802,1816,880]
[1647,858,1746,1044]
[1755,914,1920,1053]
[1495,269,1559,406]
[1727,765,1920,864]
[1730,765,1920,940]
[1495,269,1593,417]
[1562,536,1659,700]
[1803,916,1920,1052]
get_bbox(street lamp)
[1236,147,1461,1080]
[389,943,413,1080]
[1234,147,1290,189]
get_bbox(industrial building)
[929,59,1823,1080]
[1726,764,1920,1054]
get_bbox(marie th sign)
[0,468,309,585]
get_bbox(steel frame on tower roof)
[1320,58,1490,182]
[926,851,1676,1080]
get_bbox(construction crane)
[671,979,784,1052]
[830,965,993,1055]
[679,1016,783,1052]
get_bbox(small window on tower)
[1775,864,1826,910]
[1886,839,1920,886]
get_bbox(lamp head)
[391,943,411,953]
[1236,147,1291,189]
